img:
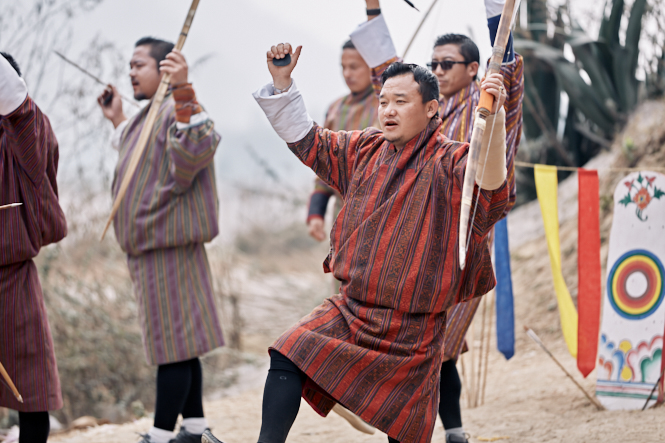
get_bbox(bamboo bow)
[100,0,201,240]
[458,0,518,270]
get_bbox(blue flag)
[494,218,515,360]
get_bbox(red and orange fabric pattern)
[272,117,510,442]
[370,54,524,360]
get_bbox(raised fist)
[266,43,302,91]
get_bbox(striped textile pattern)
[307,85,380,221]
[273,117,510,442]
[371,55,524,360]
[112,91,221,256]
[127,244,224,365]
[0,96,66,411]
[114,91,224,365]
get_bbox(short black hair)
[433,34,480,65]
[342,40,356,50]
[1,52,21,77]
[135,37,175,70]
[381,62,439,103]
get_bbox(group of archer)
[0,0,522,442]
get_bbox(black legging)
[257,351,305,443]
[18,411,50,443]
[153,358,204,431]
[259,352,401,443]
[438,358,463,429]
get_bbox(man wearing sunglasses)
[351,1,524,442]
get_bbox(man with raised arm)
[0,52,67,443]
[306,40,379,243]
[203,38,509,443]
[351,1,525,441]
[97,37,223,443]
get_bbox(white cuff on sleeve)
[252,80,314,144]
[349,14,398,68]
[111,119,129,151]
[176,111,210,130]
[0,55,28,116]
[484,0,504,18]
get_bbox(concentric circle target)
[607,249,665,320]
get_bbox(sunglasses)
[427,60,470,71]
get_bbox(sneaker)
[202,430,224,443]
[174,427,207,443]
[446,433,470,443]
[331,403,376,435]
[135,434,175,443]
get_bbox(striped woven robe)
[307,85,379,222]
[0,96,67,411]
[352,14,524,360]
[255,76,510,440]
[111,91,224,365]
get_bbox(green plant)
[512,0,662,204]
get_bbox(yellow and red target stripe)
[607,250,664,320]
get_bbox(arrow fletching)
[403,0,420,10]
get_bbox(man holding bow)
[351,1,524,440]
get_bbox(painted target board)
[596,171,665,410]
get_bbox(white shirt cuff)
[0,56,28,116]
[176,111,210,130]
[349,14,398,68]
[484,0,504,18]
[111,119,129,151]
[252,80,314,144]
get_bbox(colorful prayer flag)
[577,169,601,377]
[494,218,515,360]
[534,165,578,357]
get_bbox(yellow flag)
[534,165,578,357]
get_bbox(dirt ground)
[52,215,665,442]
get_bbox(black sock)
[154,359,195,431]
[182,358,204,420]
[257,351,304,443]
[18,411,50,443]
[388,438,401,443]
[438,359,463,429]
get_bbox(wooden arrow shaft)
[525,326,604,411]
[403,0,439,58]
[53,51,140,108]
[0,203,22,211]
[0,361,22,403]
[100,0,201,241]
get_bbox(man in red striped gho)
[0,51,67,443]
[204,37,510,443]
[352,1,525,440]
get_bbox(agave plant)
[512,0,656,204]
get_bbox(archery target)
[607,249,664,320]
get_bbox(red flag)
[577,169,601,377]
